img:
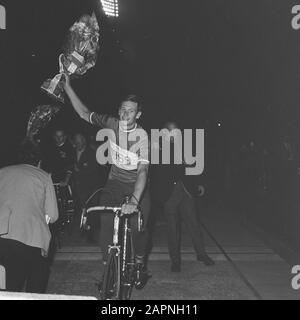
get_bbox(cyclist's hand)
[121,202,138,215]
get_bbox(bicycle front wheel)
[120,230,135,300]
[101,249,121,300]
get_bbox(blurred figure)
[270,134,299,235]
[40,129,75,254]
[88,133,99,151]
[72,133,106,242]
[41,129,74,186]
[0,141,58,293]
[151,121,214,272]
[237,140,264,218]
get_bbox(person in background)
[0,141,58,293]
[40,128,75,252]
[151,121,214,272]
[41,128,74,186]
[72,132,106,242]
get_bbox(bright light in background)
[101,0,119,17]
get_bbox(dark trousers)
[0,238,49,293]
[164,181,205,266]
[98,179,151,263]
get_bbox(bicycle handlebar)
[81,206,142,231]
[86,206,140,214]
[87,206,121,213]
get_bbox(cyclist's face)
[118,101,141,128]
[54,131,66,146]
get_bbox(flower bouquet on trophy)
[26,104,61,143]
[41,12,100,103]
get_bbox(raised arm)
[63,74,91,122]
[63,74,117,129]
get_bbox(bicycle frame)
[52,183,75,248]
[85,205,140,258]
[85,205,142,300]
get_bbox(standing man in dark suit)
[151,121,214,272]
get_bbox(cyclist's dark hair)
[121,94,142,112]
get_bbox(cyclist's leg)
[98,180,126,263]
[130,190,152,289]
[99,212,114,263]
[131,190,151,264]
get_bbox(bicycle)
[81,196,145,300]
[52,183,75,248]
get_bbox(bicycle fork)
[108,214,121,256]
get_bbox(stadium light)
[101,0,119,17]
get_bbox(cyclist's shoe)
[135,264,151,290]
[197,253,215,266]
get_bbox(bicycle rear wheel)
[101,249,121,300]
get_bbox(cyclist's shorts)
[99,179,150,226]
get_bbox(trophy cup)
[40,12,100,103]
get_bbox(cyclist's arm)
[64,76,91,122]
[64,76,117,128]
[130,129,150,203]
[131,162,149,204]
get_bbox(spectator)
[72,133,106,242]
[151,121,214,272]
[0,141,58,293]
[41,128,74,185]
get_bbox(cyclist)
[64,76,151,289]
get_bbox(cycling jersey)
[90,112,150,184]
[88,112,150,263]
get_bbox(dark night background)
[1,0,300,167]
[2,1,300,298]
